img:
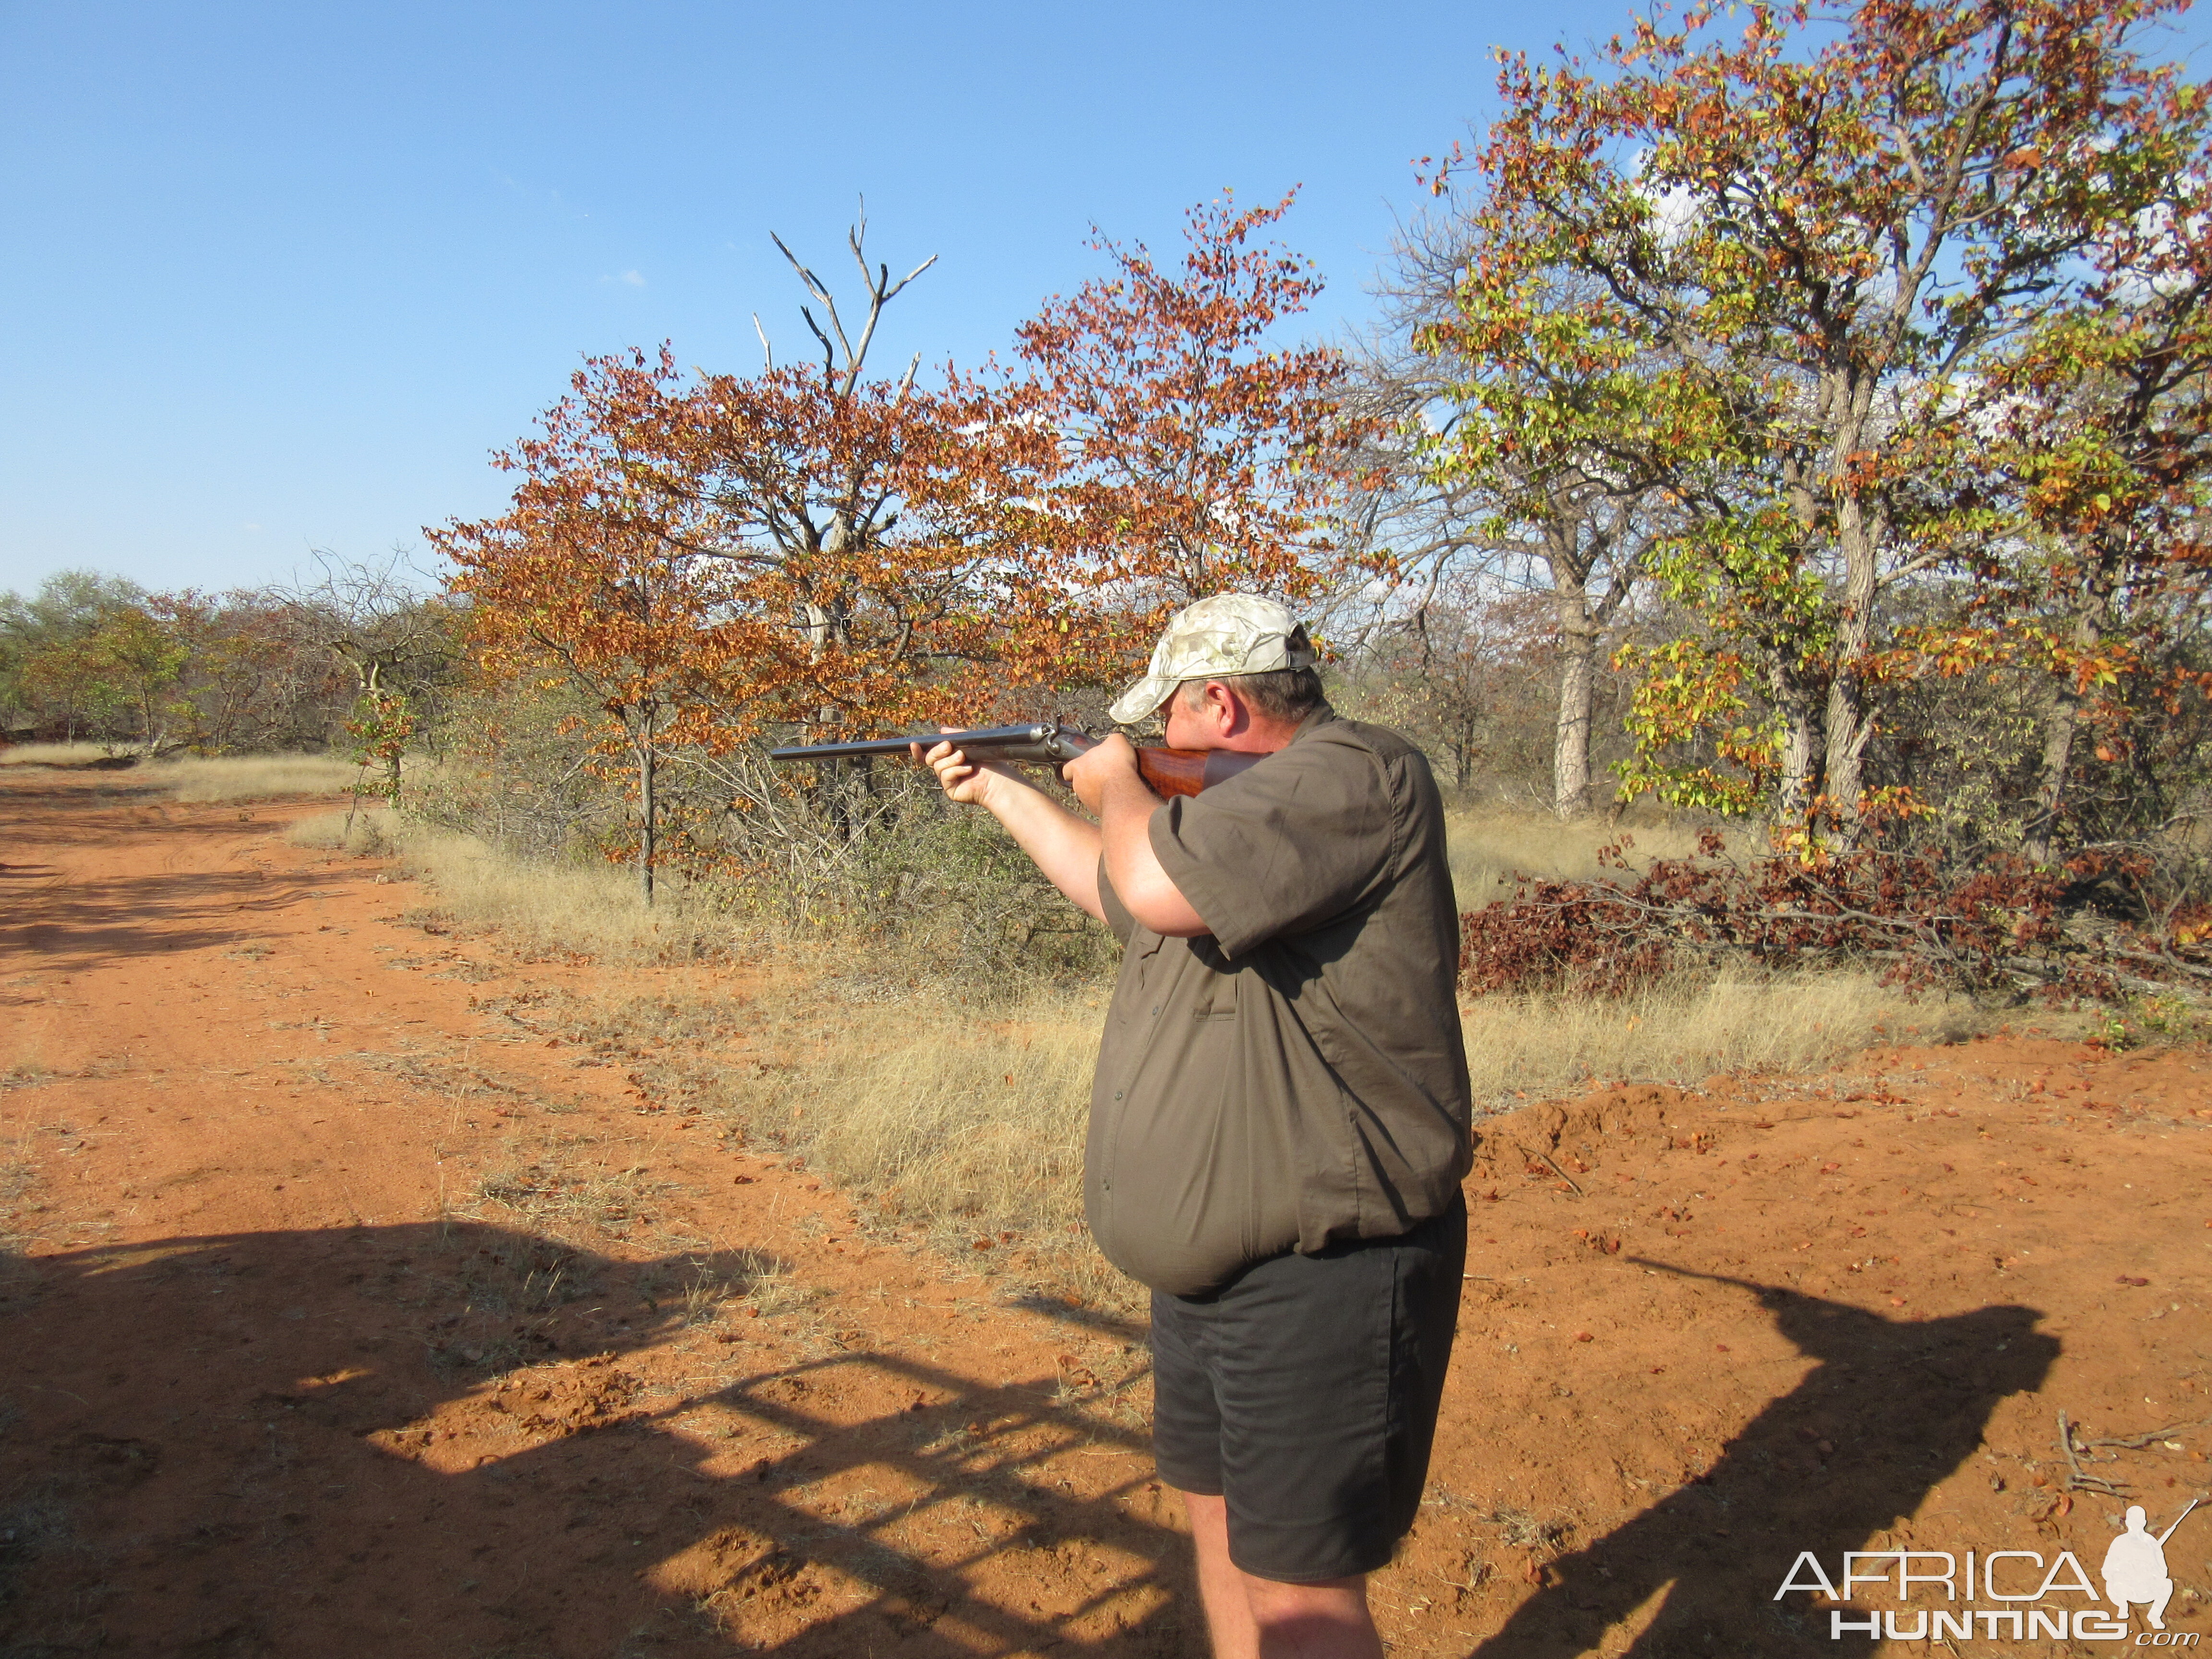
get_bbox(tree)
[1434,0,2208,830]
[277,551,459,800]
[1013,191,1385,666]
[155,589,348,755]
[1387,210,1670,816]
[86,607,189,753]
[440,447,735,903]
[0,570,148,742]
[1976,155,2212,858]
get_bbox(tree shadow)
[2,865,335,974]
[1465,1262,2058,1658]
[0,1222,1190,1658]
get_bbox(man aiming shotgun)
[914,593,1473,1659]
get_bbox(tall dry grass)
[692,966,1971,1311]
[1458,972,1974,1110]
[0,744,359,802]
[1445,805,1755,907]
[0,742,109,766]
[147,754,360,802]
[289,807,733,960]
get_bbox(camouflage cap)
[1107,593,1318,725]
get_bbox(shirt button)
[1113,1090,1124,1100]
[1150,1006,1160,1017]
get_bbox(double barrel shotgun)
[768,722,1260,798]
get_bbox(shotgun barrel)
[767,722,1259,799]
[767,723,1085,765]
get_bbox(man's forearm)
[977,770,1106,921]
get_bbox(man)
[919,593,1471,1659]
[2102,1503,2181,1631]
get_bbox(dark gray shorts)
[1148,1195,1467,1583]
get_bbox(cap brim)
[1107,673,1179,726]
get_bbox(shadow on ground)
[1464,1262,2059,1658]
[0,1223,1189,1659]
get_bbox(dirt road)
[3,767,2209,1657]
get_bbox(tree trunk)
[1553,593,1599,820]
[1821,491,1882,824]
[1772,661,1827,827]
[637,729,657,908]
[2025,554,2116,864]
[2026,688,2080,866]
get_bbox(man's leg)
[1154,1202,1465,1657]
[1182,1490,1382,1659]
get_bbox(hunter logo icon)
[2104,1499,2198,1631]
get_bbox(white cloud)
[601,269,646,288]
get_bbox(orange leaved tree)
[435,349,746,903]
[1011,191,1385,679]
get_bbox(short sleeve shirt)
[1085,705,1472,1297]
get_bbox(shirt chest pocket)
[1192,970,1239,1022]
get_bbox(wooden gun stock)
[1134,747,1263,799]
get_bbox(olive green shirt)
[1086,705,1473,1297]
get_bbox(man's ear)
[1202,680,1246,734]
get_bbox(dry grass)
[285,806,398,855]
[304,801,1984,1310]
[743,994,1100,1228]
[1458,970,1979,1112]
[690,968,1964,1310]
[146,754,360,802]
[0,745,359,801]
[1444,806,1754,908]
[0,742,109,766]
[0,1135,41,1254]
[723,988,1128,1308]
[471,1145,676,1242]
[291,809,733,961]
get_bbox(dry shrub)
[1459,971,1977,1112]
[1458,830,2210,1001]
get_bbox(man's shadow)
[1468,1263,2058,1658]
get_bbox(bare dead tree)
[276,547,460,802]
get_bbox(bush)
[1459,830,2212,1004]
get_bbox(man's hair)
[1176,667,1326,723]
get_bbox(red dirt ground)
[1,767,2208,1658]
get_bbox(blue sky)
[6,1,2209,597]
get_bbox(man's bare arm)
[1066,739,1208,938]
[917,740,1105,921]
